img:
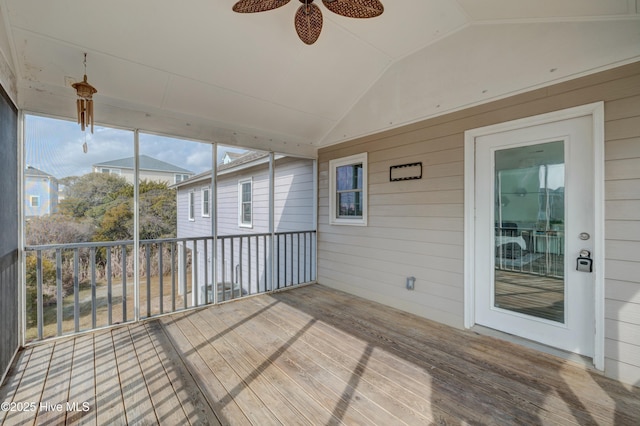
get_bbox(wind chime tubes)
[72,54,97,133]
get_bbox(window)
[329,153,367,226]
[188,191,195,221]
[202,187,210,217]
[175,174,190,183]
[238,179,252,227]
[30,195,40,207]
[100,168,121,175]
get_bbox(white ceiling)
[0,0,639,156]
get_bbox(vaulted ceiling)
[1,0,639,156]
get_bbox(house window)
[202,187,210,217]
[30,195,40,207]
[238,179,252,227]
[188,191,195,221]
[101,168,121,175]
[329,153,367,226]
[175,174,190,183]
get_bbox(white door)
[474,115,595,357]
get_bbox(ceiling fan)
[232,0,384,45]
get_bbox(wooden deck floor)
[1,284,638,425]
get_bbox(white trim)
[100,167,121,175]
[329,152,368,226]
[464,102,605,370]
[188,191,195,222]
[201,186,210,217]
[238,178,253,228]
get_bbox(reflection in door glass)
[494,141,565,323]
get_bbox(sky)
[25,115,246,179]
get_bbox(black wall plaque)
[390,162,422,181]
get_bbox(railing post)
[73,248,79,333]
[36,251,43,340]
[107,247,112,326]
[221,238,226,302]
[182,242,188,310]
[171,241,176,312]
[269,152,275,292]
[146,242,151,317]
[56,249,62,336]
[158,242,164,314]
[122,244,127,323]
[91,246,97,329]
[203,240,208,305]
[193,240,198,307]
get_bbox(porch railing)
[495,226,563,278]
[24,230,316,341]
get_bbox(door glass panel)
[494,141,565,323]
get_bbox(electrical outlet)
[406,276,415,290]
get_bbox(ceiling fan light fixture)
[295,1,323,45]
[232,0,384,45]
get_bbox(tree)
[25,214,93,246]
[94,202,133,242]
[58,172,131,224]
[139,180,177,239]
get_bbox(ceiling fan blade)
[295,3,323,45]
[233,0,291,13]
[321,0,383,18]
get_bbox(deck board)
[93,329,127,425]
[129,322,191,425]
[35,338,74,425]
[66,333,96,425]
[1,284,638,425]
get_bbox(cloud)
[26,115,215,178]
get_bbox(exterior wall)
[94,167,188,185]
[176,157,315,295]
[317,61,640,386]
[24,175,58,217]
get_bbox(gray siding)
[318,62,640,386]
[176,157,314,295]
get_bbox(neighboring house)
[24,166,58,217]
[220,151,245,165]
[92,155,194,185]
[173,151,315,300]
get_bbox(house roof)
[222,152,245,163]
[172,151,271,188]
[93,155,193,174]
[2,2,639,156]
[218,151,268,172]
[25,165,55,179]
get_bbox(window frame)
[238,178,253,228]
[175,173,190,184]
[201,187,210,217]
[188,191,195,221]
[30,195,40,208]
[329,152,367,226]
[100,167,121,175]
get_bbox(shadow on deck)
[1,284,638,425]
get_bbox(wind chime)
[72,53,97,133]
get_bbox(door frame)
[463,102,605,370]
